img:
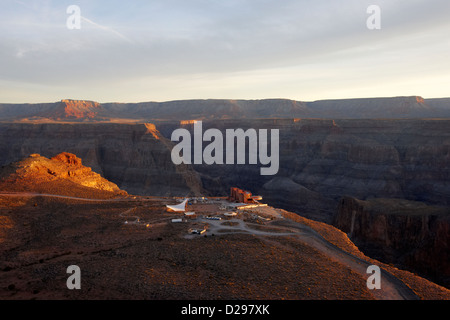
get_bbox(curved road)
[202,217,420,300]
[1,191,420,300]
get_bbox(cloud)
[1,0,450,102]
[80,16,133,44]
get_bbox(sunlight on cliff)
[144,123,160,140]
[180,120,199,125]
[60,99,101,119]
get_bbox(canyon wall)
[334,197,450,289]
[171,118,450,223]
[2,96,450,121]
[0,123,203,197]
[0,119,449,224]
[1,117,449,289]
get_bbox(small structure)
[236,203,268,210]
[223,212,237,217]
[229,187,252,203]
[171,218,183,223]
[205,216,221,221]
[166,199,188,212]
[184,212,197,219]
[188,228,207,235]
[224,202,245,210]
[229,187,263,204]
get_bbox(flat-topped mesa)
[1,96,449,122]
[61,99,101,107]
[59,99,102,119]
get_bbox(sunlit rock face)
[0,96,449,218]
[0,152,128,198]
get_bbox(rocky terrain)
[1,98,449,218]
[0,152,126,199]
[0,123,204,198]
[0,154,449,300]
[334,197,450,289]
[1,96,450,122]
[1,118,449,223]
[0,96,449,295]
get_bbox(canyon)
[0,96,449,290]
[334,197,450,289]
[1,152,449,301]
[1,118,448,222]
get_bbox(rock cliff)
[1,96,450,122]
[0,118,449,221]
[0,97,449,219]
[0,123,204,197]
[334,196,450,289]
[0,152,126,198]
[184,118,450,223]
[1,97,449,292]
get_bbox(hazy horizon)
[2,95,450,105]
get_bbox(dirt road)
[1,192,420,300]
[201,217,419,300]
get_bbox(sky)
[0,0,449,103]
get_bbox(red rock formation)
[0,152,126,198]
[27,100,105,121]
[51,152,83,166]
[58,99,102,120]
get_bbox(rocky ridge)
[1,96,450,122]
[0,152,126,198]
[334,197,450,289]
[1,97,449,293]
[0,119,449,220]
[0,163,449,300]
